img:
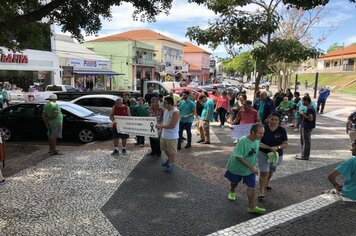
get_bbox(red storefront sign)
[1,53,28,63]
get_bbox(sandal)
[265,186,272,191]
[258,195,265,201]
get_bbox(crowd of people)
[1,80,355,214]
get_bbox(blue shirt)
[336,157,356,200]
[259,125,288,156]
[201,99,215,122]
[318,88,330,100]
[179,99,196,123]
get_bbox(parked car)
[71,94,119,115]
[0,101,113,143]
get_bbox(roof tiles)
[87,29,184,45]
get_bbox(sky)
[57,0,356,58]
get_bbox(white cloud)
[345,35,356,44]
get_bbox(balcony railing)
[320,65,355,72]
[136,58,157,66]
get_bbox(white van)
[162,82,181,90]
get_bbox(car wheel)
[0,127,12,141]
[78,128,95,143]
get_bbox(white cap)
[47,94,58,100]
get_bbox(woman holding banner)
[148,97,164,157]
[110,97,131,156]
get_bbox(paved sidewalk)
[0,149,146,235]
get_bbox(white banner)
[114,116,158,138]
[232,124,253,139]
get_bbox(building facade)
[0,46,60,91]
[84,38,156,91]
[318,45,356,72]
[183,42,211,85]
[85,29,185,90]
[54,34,120,91]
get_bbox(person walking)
[317,85,331,114]
[197,94,214,144]
[148,97,164,157]
[295,96,316,161]
[157,97,180,173]
[177,90,196,150]
[328,140,356,200]
[215,91,230,127]
[258,113,288,200]
[224,123,266,214]
[42,94,63,155]
[110,97,131,156]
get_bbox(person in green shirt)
[134,97,149,147]
[42,94,63,155]
[224,123,266,214]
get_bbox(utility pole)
[295,74,298,91]
[314,72,319,99]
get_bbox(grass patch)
[294,73,356,91]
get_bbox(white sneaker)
[293,128,299,132]
[233,139,238,144]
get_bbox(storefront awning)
[74,70,124,75]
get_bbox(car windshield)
[59,103,94,117]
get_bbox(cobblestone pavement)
[0,149,146,235]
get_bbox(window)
[75,98,98,106]
[98,98,115,107]
[8,105,36,117]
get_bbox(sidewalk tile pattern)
[0,150,146,235]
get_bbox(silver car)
[71,94,119,116]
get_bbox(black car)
[0,101,113,143]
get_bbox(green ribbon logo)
[150,122,155,132]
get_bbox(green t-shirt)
[279,101,291,111]
[134,105,149,117]
[226,135,260,176]
[258,100,265,121]
[43,101,63,125]
[335,156,356,200]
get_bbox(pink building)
[183,42,211,85]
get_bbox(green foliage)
[0,0,174,50]
[327,43,344,53]
[253,38,322,65]
[222,51,255,76]
[186,9,280,50]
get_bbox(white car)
[71,94,119,115]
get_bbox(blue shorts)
[224,170,256,188]
[112,128,129,140]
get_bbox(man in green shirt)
[225,123,266,214]
[42,94,63,155]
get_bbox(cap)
[47,94,58,100]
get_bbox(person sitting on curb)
[328,140,356,200]
[224,123,266,214]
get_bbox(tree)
[327,43,344,53]
[222,51,255,76]
[186,0,337,92]
[0,0,175,50]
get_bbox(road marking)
[209,194,340,236]
[283,134,349,139]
